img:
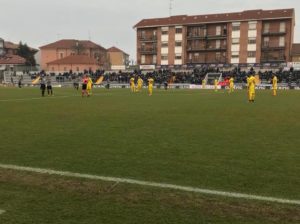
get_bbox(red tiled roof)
[292,44,300,56]
[40,39,106,50]
[0,54,26,65]
[47,55,99,65]
[134,8,294,28]
[107,46,129,55]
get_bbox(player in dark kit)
[40,77,46,97]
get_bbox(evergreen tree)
[17,41,36,66]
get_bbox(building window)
[175,27,182,34]
[162,27,169,35]
[153,55,157,64]
[175,54,182,60]
[264,23,270,33]
[141,30,146,38]
[279,50,285,59]
[263,37,269,47]
[232,22,240,31]
[280,22,286,32]
[216,26,221,35]
[161,54,168,60]
[216,52,221,61]
[248,37,256,44]
[216,40,221,49]
[248,51,256,58]
[231,51,239,58]
[60,53,64,59]
[161,42,168,48]
[232,38,240,44]
[141,55,146,64]
[175,41,182,47]
[248,22,257,30]
[279,36,285,47]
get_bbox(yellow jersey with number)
[148,78,154,86]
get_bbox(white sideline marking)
[0,95,76,102]
[0,163,300,206]
[0,209,5,215]
[0,93,112,102]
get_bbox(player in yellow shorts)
[136,76,143,92]
[229,77,234,93]
[202,79,206,89]
[148,77,154,96]
[214,79,218,92]
[248,75,256,102]
[87,76,93,96]
[272,74,278,96]
[130,76,135,93]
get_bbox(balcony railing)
[261,57,285,62]
[187,34,227,40]
[138,48,157,54]
[187,46,227,52]
[138,36,157,42]
[262,30,286,36]
[261,43,285,50]
[188,58,227,64]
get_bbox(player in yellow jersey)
[248,75,256,102]
[136,76,143,92]
[148,77,154,96]
[130,76,135,93]
[272,74,278,96]
[202,79,206,89]
[246,75,250,93]
[87,76,93,96]
[214,79,218,92]
[228,77,234,93]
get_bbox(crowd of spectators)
[27,68,300,85]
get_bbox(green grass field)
[0,87,299,223]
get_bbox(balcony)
[261,43,285,51]
[138,48,157,55]
[261,57,285,63]
[187,34,227,40]
[138,36,157,42]
[262,31,286,36]
[187,46,227,52]
[188,58,227,64]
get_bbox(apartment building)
[134,9,295,68]
[107,46,129,70]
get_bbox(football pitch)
[0,87,299,223]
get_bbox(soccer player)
[248,74,256,102]
[148,76,154,96]
[82,75,89,97]
[87,76,93,96]
[40,77,46,97]
[136,76,143,92]
[214,79,218,92]
[202,79,206,89]
[46,75,53,96]
[229,76,234,93]
[272,74,278,96]
[130,76,135,93]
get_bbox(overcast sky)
[0,0,299,61]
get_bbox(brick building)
[134,9,295,68]
[40,39,109,72]
[291,44,300,62]
[107,46,129,70]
